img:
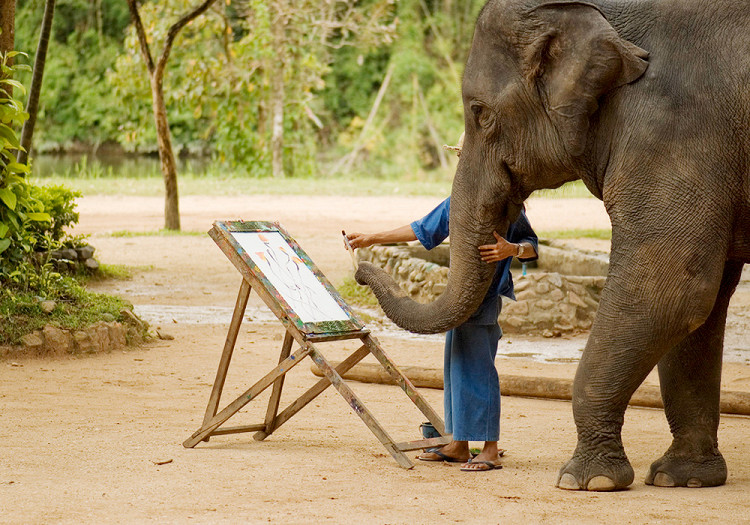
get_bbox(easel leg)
[363,334,447,436]
[200,278,252,438]
[254,331,294,441]
[255,344,370,440]
[183,344,311,448]
[309,347,414,469]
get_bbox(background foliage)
[15,0,486,178]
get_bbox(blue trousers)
[443,322,501,442]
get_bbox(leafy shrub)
[0,52,52,278]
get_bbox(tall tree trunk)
[0,0,14,55]
[150,74,180,230]
[0,0,15,97]
[270,65,284,178]
[18,0,56,165]
[126,0,218,230]
[270,3,286,178]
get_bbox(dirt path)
[1,194,749,524]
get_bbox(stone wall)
[357,242,608,336]
[0,310,148,359]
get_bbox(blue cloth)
[410,197,538,441]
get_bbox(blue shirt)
[410,197,538,325]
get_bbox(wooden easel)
[183,221,450,468]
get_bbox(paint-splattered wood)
[308,346,414,469]
[395,436,452,452]
[253,344,370,441]
[261,331,294,436]
[363,334,447,436]
[201,278,252,439]
[183,344,311,448]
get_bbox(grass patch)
[538,228,612,240]
[0,276,134,346]
[107,229,205,238]
[337,277,379,307]
[84,263,145,281]
[33,171,455,198]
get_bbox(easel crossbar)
[183,344,311,448]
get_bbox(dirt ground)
[2,193,749,524]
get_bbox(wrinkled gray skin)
[356,0,750,491]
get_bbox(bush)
[0,52,52,279]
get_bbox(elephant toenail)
[557,473,581,490]
[587,476,617,491]
[687,478,702,488]
[652,472,676,487]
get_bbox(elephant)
[355,0,750,491]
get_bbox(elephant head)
[355,0,648,334]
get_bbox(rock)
[76,245,96,259]
[567,291,588,308]
[504,300,529,316]
[545,273,563,288]
[73,331,96,354]
[42,325,73,355]
[535,282,550,294]
[535,299,554,310]
[549,288,565,302]
[106,322,127,349]
[39,300,56,314]
[61,248,79,261]
[156,329,175,341]
[21,332,44,352]
[84,258,100,271]
[513,279,530,292]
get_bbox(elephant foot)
[556,450,634,491]
[646,451,727,488]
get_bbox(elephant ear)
[521,1,649,156]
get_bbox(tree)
[18,0,56,165]
[126,0,219,230]
[0,0,14,55]
[0,0,15,98]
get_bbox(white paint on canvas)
[232,231,350,323]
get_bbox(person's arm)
[346,224,417,249]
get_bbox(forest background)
[15,0,484,181]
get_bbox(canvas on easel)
[183,220,450,468]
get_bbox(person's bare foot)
[460,442,503,471]
[417,440,471,462]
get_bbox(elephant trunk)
[355,189,505,334]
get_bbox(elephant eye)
[470,102,493,129]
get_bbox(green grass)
[33,165,597,199]
[538,228,611,240]
[337,277,379,307]
[106,229,205,238]
[33,172,456,198]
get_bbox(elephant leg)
[646,260,743,488]
[556,225,729,491]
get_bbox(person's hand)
[479,231,518,263]
[345,232,374,250]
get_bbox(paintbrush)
[341,230,358,271]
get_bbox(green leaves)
[0,187,17,210]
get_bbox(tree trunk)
[18,0,56,165]
[0,0,14,55]
[150,74,180,230]
[0,0,14,97]
[270,65,285,178]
